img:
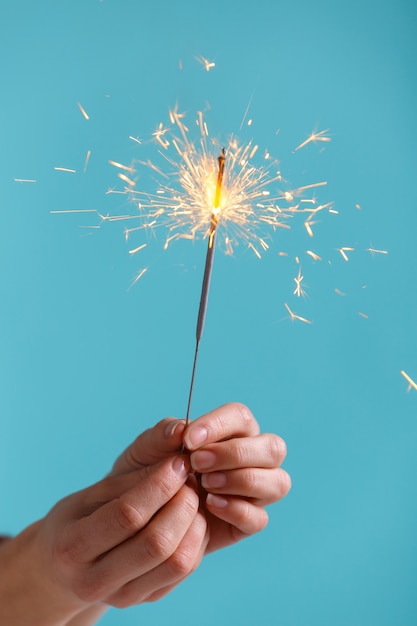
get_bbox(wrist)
[0,521,86,626]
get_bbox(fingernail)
[165,420,181,439]
[201,472,227,489]
[206,493,228,508]
[184,426,208,449]
[190,450,216,471]
[172,456,188,478]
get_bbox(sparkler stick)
[183,148,225,438]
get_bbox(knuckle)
[72,571,108,604]
[110,587,136,609]
[167,548,196,578]
[53,529,84,567]
[230,438,248,466]
[116,498,145,531]
[266,434,285,465]
[277,469,292,497]
[231,402,257,432]
[143,528,176,562]
[242,468,259,495]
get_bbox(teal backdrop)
[1,1,416,625]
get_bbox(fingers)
[55,455,190,564]
[189,433,287,473]
[111,418,186,476]
[183,402,260,451]
[201,467,292,506]
[106,509,208,608]
[78,485,203,604]
[205,494,269,537]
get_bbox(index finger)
[182,403,260,451]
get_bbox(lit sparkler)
[54,106,337,419]
[184,148,225,430]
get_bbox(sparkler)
[184,148,225,431]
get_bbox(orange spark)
[118,173,136,187]
[293,267,306,297]
[338,247,354,261]
[109,160,135,173]
[293,129,331,152]
[306,250,322,261]
[77,102,90,120]
[304,221,314,237]
[54,167,76,173]
[128,243,147,255]
[400,370,417,392]
[128,268,148,290]
[284,303,311,324]
[195,56,215,71]
[83,150,91,173]
[50,209,97,215]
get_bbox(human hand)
[114,402,291,555]
[0,452,208,625]
[182,402,291,553]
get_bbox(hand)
[115,402,291,555]
[0,452,208,625]
[182,402,291,553]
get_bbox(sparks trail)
[182,149,225,446]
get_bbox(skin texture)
[0,403,291,625]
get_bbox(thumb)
[110,418,186,476]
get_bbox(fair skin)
[0,403,291,625]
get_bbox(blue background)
[1,1,416,624]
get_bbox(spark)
[121,107,319,259]
[278,251,288,257]
[109,160,135,173]
[77,102,90,120]
[338,247,354,262]
[334,288,346,296]
[355,203,362,210]
[293,267,306,297]
[240,95,254,130]
[304,221,315,237]
[293,129,331,152]
[196,56,215,72]
[129,243,147,255]
[54,167,76,173]
[367,247,388,256]
[118,173,136,187]
[129,135,142,144]
[400,370,417,392]
[358,312,368,319]
[306,250,322,261]
[284,303,312,324]
[83,150,91,173]
[14,178,37,183]
[51,209,97,215]
[128,267,148,290]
